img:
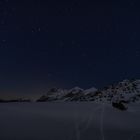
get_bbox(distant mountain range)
[37,79,140,110]
[1,79,140,110]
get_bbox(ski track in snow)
[74,104,105,140]
[0,101,140,140]
[100,103,105,140]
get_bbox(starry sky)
[0,0,140,97]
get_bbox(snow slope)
[0,79,140,140]
[0,102,140,140]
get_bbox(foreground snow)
[0,102,140,140]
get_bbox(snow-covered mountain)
[99,79,140,103]
[37,79,140,110]
[37,87,68,101]
[37,86,97,102]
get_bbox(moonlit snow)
[0,102,140,140]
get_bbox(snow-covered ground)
[0,102,140,140]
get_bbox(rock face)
[99,79,140,103]
[112,102,128,111]
[37,79,140,110]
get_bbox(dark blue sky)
[0,0,140,97]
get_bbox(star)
[81,53,87,57]
[59,41,64,47]
[31,27,41,33]
[31,29,35,33]
[2,39,6,43]
[38,27,41,32]
[71,40,75,45]
[47,73,53,78]
[135,50,140,57]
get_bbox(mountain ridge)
[1,79,140,110]
[37,79,140,110]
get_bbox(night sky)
[0,0,140,97]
